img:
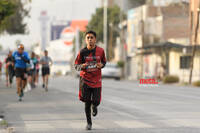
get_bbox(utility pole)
[75,28,80,56]
[104,0,108,59]
[119,0,127,79]
[108,23,113,61]
[189,9,199,84]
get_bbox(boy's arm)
[96,50,106,69]
[74,52,87,71]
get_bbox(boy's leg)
[85,101,92,125]
[91,87,101,116]
[82,84,92,130]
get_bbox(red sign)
[139,78,158,84]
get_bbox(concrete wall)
[169,50,200,82]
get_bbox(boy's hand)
[96,63,103,69]
[81,63,88,69]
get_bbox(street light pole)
[39,11,49,52]
[104,0,108,58]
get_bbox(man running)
[5,51,15,87]
[74,30,106,130]
[40,50,53,91]
[13,44,30,101]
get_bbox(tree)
[87,5,126,60]
[0,44,3,51]
[0,0,16,33]
[0,0,31,34]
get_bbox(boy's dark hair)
[85,30,97,38]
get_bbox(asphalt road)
[1,76,200,133]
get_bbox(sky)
[0,0,101,50]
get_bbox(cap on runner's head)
[17,44,24,50]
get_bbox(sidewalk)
[0,80,14,133]
[0,79,87,133]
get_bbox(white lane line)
[101,103,136,119]
[69,121,102,129]
[115,120,153,128]
[161,119,200,128]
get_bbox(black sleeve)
[5,58,8,63]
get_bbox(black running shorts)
[42,67,50,76]
[80,82,101,106]
[15,68,27,80]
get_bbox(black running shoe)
[42,84,45,88]
[86,124,92,130]
[92,105,98,117]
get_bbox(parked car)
[51,61,71,76]
[102,62,121,80]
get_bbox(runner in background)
[40,50,53,91]
[26,54,34,91]
[5,51,15,87]
[30,52,38,88]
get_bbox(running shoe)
[19,97,22,102]
[86,124,92,130]
[92,105,98,117]
[20,89,24,97]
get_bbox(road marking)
[21,113,84,121]
[115,120,153,128]
[101,104,136,119]
[162,119,200,128]
[69,121,102,129]
[25,123,54,132]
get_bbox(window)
[180,56,191,69]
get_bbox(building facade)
[127,2,193,81]
[190,0,200,45]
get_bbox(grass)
[180,82,189,86]
[193,81,200,87]
[163,75,179,84]
[0,120,8,127]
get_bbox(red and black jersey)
[75,46,106,88]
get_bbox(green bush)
[163,75,179,83]
[193,81,200,87]
[0,120,8,127]
[117,61,124,68]
[181,82,189,86]
[55,71,62,76]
